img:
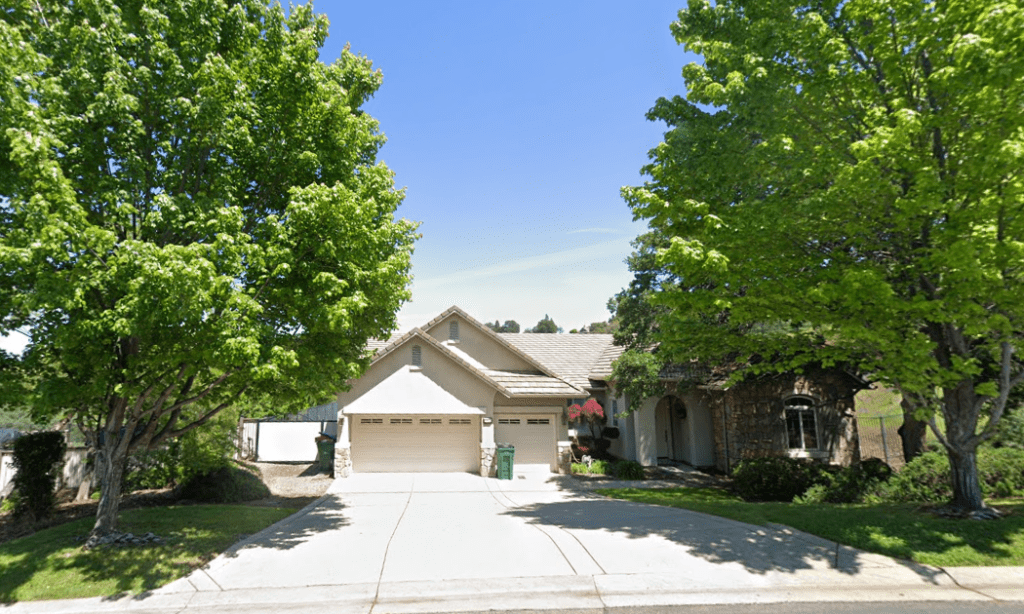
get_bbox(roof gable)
[370,327,513,397]
[423,306,559,376]
[344,368,486,415]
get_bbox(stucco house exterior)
[332,306,863,477]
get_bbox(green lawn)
[597,487,1024,567]
[0,505,295,603]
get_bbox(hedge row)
[731,447,1024,504]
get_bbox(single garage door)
[351,415,479,473]
[494,414,556,470]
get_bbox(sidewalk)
[2,472,1022,613]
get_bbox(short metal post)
[879,416,889,465]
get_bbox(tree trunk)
[90,440,128,537]
[898,397,928,463]
[948,445,985,512]
[939,380,990,514]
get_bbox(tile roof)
[483,370,583,396]
[498,333,615,389]
[588,342,627,380]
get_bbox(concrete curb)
[4,571,1023,614]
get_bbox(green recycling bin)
[496,444,515,480]
[316,437,335,472]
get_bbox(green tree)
[485,320,521,333]
[587,319,620,335]
[526,315,560,334]
[0,0,417,537]
[623,0,1024,515]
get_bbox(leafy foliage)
[569,399,604,440]
[485,320,521,333]
[0,0,417,533]
[623,0,1024,511]
[525,315,560,334]
[175,463,270,503]
[125,406,241,491]
[609,350,665,414]
[586,319,619,335]
[612,460,646,480]
[993,408,1024,450]
[11,432,66,521]
[794,458,893,504]
[878,447,1024,503]
[731,456,829,502]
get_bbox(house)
[332,306,862,477]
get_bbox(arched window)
[412,345,422,367]
[785,396,818,450]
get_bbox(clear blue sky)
[316,0,698,332]
[0,1,698,354]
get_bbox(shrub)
[613,460,645,480]
[570,462,589,474]
[124,407,241,491]
[732,456,829,502]
[794,458,893,504]
[589,460,612,475]
[993,410,1024,450]
[1,492,18,513]
[878,447,1024,503]
[176,463,270,503]
[11,431,66,521]
[124,444,184,492]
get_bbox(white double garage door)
[351,413,557,473]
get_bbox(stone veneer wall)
[334,445,352,478]
[480,446,495,477]
[556,442,572,474]
[708,370,860,473]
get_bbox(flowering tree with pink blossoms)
[568,399,605,445]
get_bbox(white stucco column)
[634,397,658,466]
[480,409,495,477]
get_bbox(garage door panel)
[352,416,479,472]
[494,414,556,470]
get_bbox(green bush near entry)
[877,447,1024,503]
[732,456,829,502]
[613,460,645,480]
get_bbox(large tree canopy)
[622,0,1024,514]
[0,0,418,536]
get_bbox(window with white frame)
[785,396,818,450]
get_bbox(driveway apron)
[164,471,971,607]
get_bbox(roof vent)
[412,345,422,366]
[449,320,459,341]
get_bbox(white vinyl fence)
[0,447,90,495]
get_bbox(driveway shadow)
[503,494,945,583]
[222,494,350,556]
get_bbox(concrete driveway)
[141,471,1022,612]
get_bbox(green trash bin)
[316,437,335,472]
[496,444,515,480]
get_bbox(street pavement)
[4,470,1023,613]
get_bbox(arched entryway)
[653,394,715,466]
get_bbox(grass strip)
[597,487,1024,567]
[0,505,295,603]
